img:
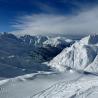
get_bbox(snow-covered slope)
[49,35,98,74]
[1,69,98,98]
[0,69,98,98]
[80,35,98,45]
[33,75,98,98]
[0,71,81,98]
[84,55,98,74]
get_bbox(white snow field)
[0,71,81,98]
[33,74,98,98]
[0,71,98,98]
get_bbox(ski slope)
[33,75,98,98]
[0,71,81,98]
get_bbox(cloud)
[11,7,98,36]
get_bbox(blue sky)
[0,0,98,35]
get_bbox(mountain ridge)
[49,35,98,74]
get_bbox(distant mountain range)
[0,33,74,78]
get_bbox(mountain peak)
[49,35,98,74]
[80,34,98,45]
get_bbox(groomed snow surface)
[0,71,98,98]
[0,71,81,98]
[0,35,98,98]
[33,74,98,98]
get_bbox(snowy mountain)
[0,33,74,78]
[43,36,74,48]
[0,34,98,98]
[49,35,98,74]
[20,35,48,47]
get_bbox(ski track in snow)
[0,69,98,98]
[32,75,98,98]
[0,71,81,98]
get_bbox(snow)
[84,55,98,74]
[0,71,81,98]
[33,75,98,98]
[43,37,74,48]
[49,35,98,74]
[80,34,98,45]
[0,34,98,98]
[0,71,98,98]
[0,79,9,85]
[20,35,48,46]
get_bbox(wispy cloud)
[11,7,98,36]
